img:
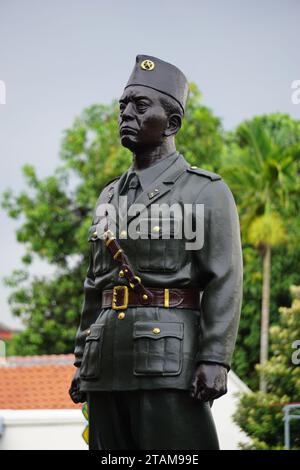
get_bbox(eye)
[136,102,148,113]
[119,103,126,112]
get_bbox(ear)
[163,113,182,137]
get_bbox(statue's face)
[118,85,168,151]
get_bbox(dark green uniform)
[73,151,243,449]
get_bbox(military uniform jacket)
[74,152,243,392]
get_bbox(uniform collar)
[125,151,179,192]
[106,152,189,226]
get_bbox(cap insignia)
[140,59,155,71]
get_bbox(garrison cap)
[125,55,189,113]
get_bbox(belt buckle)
[112,285,129,310]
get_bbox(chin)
[120,134,138,151]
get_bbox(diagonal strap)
[102,216,153,306]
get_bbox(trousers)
[87,389,219,450]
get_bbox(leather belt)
[102,286,202,310]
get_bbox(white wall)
[0,371,250,450]
[0,410,87,450]
[212,371,251,450]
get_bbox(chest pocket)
[88,222,111,275]
[135,217,183,272]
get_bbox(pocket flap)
[88,225,99,242]
[88,219,107,241]
[86,323,104,341]
[133,321,184,340]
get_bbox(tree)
[2,85,224,355]
[232,244,300,389]
[177,83,225,171]
[222,114,300,391]
[233,285,300,450]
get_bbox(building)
[0,354,250,450]
[0,355,86,450]
[0,322,21,342]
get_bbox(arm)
[69,245,101,403]
[190,180,243,401]
[69,180,117,403]
[73,249,101,367]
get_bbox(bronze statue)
[69,55,243,450]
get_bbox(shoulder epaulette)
[93,176,121,222]
[103,175,121,189]
[186,165,222,181]
[95,175,121,206]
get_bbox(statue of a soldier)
[69,55,243,450]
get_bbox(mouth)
[120,126,137,135]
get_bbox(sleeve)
[194,180,243,369]
[73,245,102,368]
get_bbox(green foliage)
[176,83,225,171]
[248,213,286,248]
[222,113,300,387]
[233,285,300,449]
[2,168,81,266]
[222,114,300,238]
[232,245,300,388]
[5,267,85,356]
[60,102,132,209]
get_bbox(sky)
[0,0,300,328]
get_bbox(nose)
[120,102,135,122]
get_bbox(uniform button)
[142,294,148,300]
[152,226,160,233]
[152,327,161,334]
[118,312,126,320]
[119,270,125,278]
[120,230,127,238]
[86,329,91,336]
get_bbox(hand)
[189,362,228,402]
[69,368,87,404]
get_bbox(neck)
[131,139,176,171]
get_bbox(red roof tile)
[0,355,82,410]
[0,331,12,340]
